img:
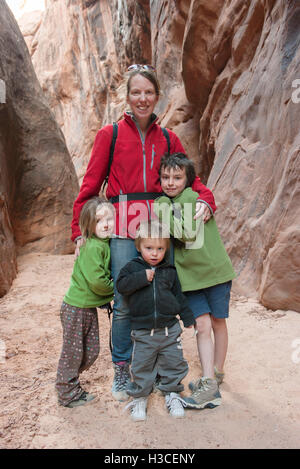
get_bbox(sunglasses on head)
[127,64,156,72]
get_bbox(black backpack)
[104,122,170,187]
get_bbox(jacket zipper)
[152,267,157,329]
[135,125,147,192]
[151,144,155,169]
[134,120,151,217]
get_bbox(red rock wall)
[21,0,151,181]
[17,0,300,312]
[193,0,300,311]
[0,0,79,296]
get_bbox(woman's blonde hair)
[134,219,170,251]
[79,197,114,240]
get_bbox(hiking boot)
[214,367,225,385]
[111,362,131,401]
[188,367,225,392]
[125,397,148,421]
[188,377,201,393]
[65,391,95,408]
[165,392,186,418]
[184,377,221,409]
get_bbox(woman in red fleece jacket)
[71,65,216,401]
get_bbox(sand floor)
[0,253,299,449]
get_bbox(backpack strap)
[106,122,118,182]
[161,127,170,155]
[102,122,118,191]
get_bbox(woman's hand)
[194,201,212,223]
[74,237,84,259]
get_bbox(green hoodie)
[154,188,236,292]
[64,236,114,308]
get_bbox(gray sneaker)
[184,377,221,409]
[112,362,131,401]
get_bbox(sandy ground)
[0,252,299,449]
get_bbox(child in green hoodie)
[56,197,115,407]
[154,153,236,410]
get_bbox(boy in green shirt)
[154,153,236,409]
[56,197,114,407]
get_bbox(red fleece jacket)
[71,112,216,241]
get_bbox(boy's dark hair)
[159,152,196,187]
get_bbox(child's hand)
[74,237,84,259]
[146,269,155,282]
[194,202,212,223]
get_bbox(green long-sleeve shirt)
[154,188,236,292]
[64,236,114,308]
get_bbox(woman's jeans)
[110,238,138,363]
[110,237,174,364]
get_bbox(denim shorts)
[184,281,232,319]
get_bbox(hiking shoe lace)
[112,362,131,401]
[188,378,202,392]
[189,367,225,391]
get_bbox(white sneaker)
[125,397,148,421]
[165,392,186,418]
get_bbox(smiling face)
[160,166,188,198]
[127,74,159,128]
[94,204,115,239]
[138,238,167,267]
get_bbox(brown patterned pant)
[55,302,100,406]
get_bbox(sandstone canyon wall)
[0,0,79,296]
[153,0,300,312]
[14,0,300,312]
[193,0,300,312]
[20,0,152,181]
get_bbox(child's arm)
[116,265,151,296]
[192,177,217,215]
[81,245,114,296]
[171,273,195,328]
